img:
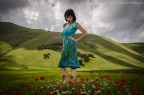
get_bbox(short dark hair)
[64,8,76,22]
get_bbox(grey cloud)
[0,0,144,43]
[97,0,144,42]
[0,0,29,14]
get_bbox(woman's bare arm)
[68,23,88,42]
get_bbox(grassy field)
[0,70,144,95]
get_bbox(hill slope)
[0,22,144,71]
[122,43,144,55]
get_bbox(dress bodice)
[61,21,78,37]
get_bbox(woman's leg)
[61,68,67,78]
[70,68,76,79]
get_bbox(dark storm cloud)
[0,0,144,43]
[0,0,29,14]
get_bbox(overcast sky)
[0,0,144,43]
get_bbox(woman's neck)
[67,21,73,25]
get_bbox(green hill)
[122,43,144,55]
[0,22,144,71]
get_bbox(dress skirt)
[58,37,80,69]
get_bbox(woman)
[58,8,88,79]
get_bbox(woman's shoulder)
[72,21,79,29]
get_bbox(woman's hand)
[68,36,78,42]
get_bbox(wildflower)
[69,81,72,84]
[26,84,31,88]
[69,81,73,86]
[132,93,140,95]
[70,75,74,79]
[16,92,20,95]
[101,75,105,79]
[80,78,84,82]
[79,83,83,87]
[77,91,81,95]
[35,78,39,81]
[115,81,119,85]
[105,75,110,79]
[101,75,110,79]
[32,91,37,95]
[36,86,40,89]
[119,78,126,86]
[78,74,81,77]
[95,87,101,92]
[120,78,126,83]
[92,81,95,84]
[40,76,45,80]
[47,92,52,95]
[119,81,126,86]
[58,90,62,94]
[63,74,66,79]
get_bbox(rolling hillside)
[0,22,144,71]
[122,43,144,55]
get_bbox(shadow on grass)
[0,55,27,71]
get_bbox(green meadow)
[0,22,144,94]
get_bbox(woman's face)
[66,15,73,23]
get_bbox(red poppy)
[32,91,37,95]
[70,75,74,79]
[58,90,62,94]
[120,78,126,83]
[132,93,140,95]
[95,87,100,92]
[119,78,126,86]
[115,82,119,85]
[101,76,105,79]
[47,92,52,95]
[77,91,81,95]
[92,81,95,84]
[69,81,73,86]
[35,78,39,81]
[63,74,66,79]
[37,86,40,89]
[40,76,45,80]
[105,75,110,79]
[119,81,126,86]
[79,84,83,87]
[78,74,81,77]
[80,78,84,82]
[109,82,113,84]
[16,92,20,95]
[26,84,31,88]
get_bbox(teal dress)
[58,21,80,69]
